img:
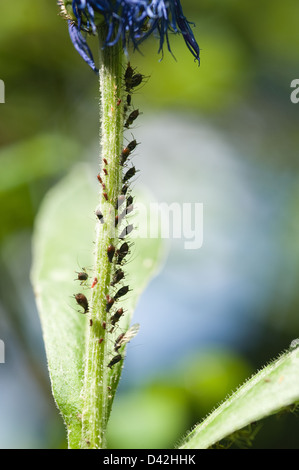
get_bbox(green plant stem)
[79,26,124,449]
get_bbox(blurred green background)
[1,0,299,449]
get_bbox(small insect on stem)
[114,285,130,301]
[107,244,115,263]
[127,139,138,152]
[124,93,132,114]
[106,295,115,313]
[125,73,144,93]
[110,268,125,287]
[120,147,131,166]
[74,293,89,314]
[121,183,129,196]
[127,195,134,207]
[124,61,145,93]
[74,268,88,285]
[124,62,134,82]
[107,354,122,369]
[110,307,124,327]
[91,277,98,288]
[116,242,130,264]
[119,139,138,166]
[114,333,125,352]
[97,174,103,184]
[123,166,137,183]
[124,109,140,129]
[114,324,140,352]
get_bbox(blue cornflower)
[63,0,200,71]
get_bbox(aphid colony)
[73,62,144,370]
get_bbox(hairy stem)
[79,26,124,449]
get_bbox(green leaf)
[179,345,299,449]
[31,163,166,447]
[0,133,81,192]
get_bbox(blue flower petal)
[67,0,200,69]
[173,0,200,63]
[68,20,99,73]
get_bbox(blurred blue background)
[1,1,299,448]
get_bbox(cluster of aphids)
[123,61,147,129]
[73,62,145,370]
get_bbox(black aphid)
[121,183,129,195]
[127,195,133,207]
[123,166,137,183]
[124,62,134,81]
[74,293,89,313]
[107,244,115,263]
[124,109,139,128]
[110,307,124,326]
[114,333,125,352]
[106,295,115,312]
[120,147,131,166]
[114,285,130,301]
[127,139,138,152]
[75,268,88,284]
[116,242,130,264]
[111,268,125,286]
[107,354,122,369]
